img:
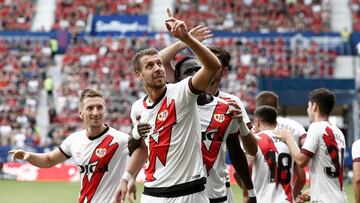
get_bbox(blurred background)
[0,0,358,202]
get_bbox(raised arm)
[165,9,221,91]
[274,129,311,167]
[159,25,213,83]
[227,99,258,156]
[9,149,67,168]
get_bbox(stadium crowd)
[0,36,52,148]
[174,0,331,32]
[52,0,152,32]
[0,0,35,31]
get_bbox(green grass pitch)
[0,180,355,203]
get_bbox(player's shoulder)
[352,139,360,149]
[68,129,86,138]
[108,126,129,140]
[277,117,305,130]
[218,90,239,101]
[255,130,274,140]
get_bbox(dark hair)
[80,89,103,103]
[208,46,231,70]
[132,48,159,72]
[174,56,197,81]
[254,105,278,125]
[256,91,279,109]
[309,88,335,116]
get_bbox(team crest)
[157,110,168,121]
[95,148,106,158]
[213,114,225,123]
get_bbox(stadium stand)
[0,0,35,31]
[52,0,152,32]
[0,36,52,147]
[174,0,331,32]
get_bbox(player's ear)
[79,109,83,120]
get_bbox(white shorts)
[226,187,234,203]
[141,190,210,203]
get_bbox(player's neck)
[146,86,166,103]
[314,113,329,123]
[86,124,107,139]
[259,124,276,132]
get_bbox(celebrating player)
[255,91,306,198]
[249,105,295,203]
[352,139,360,203]
[159,32,257,202]
[275,88,348,202]
[173,55,256,203]
[115,9,221,203]
[9,89,130,203]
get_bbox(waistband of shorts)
[210,196,227,203]
[225,182,230,188]
[143,177,206,198]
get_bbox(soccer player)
[159,36,257,202]
[352,139,360,203]
[115,9,221,203]
[9,89,130,203]
[250,105,295,203]
[275,88,348,202]
[173,56,256,203]
[255,91,306,198]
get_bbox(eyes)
[145,60,163,70]
[86,105,104,111]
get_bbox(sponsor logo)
[157,110,168,122]
[213,114,225,123]
[79,164,108,174]
[95,148,106,158]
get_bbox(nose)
[92,108,100,116]
[154,63,162,72]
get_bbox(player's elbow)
[296,160,307,168]
[246,147,257,157]
[354,174,360,186]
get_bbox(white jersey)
[217,90,250,125]
[217,90,250,193]
[276,117,307,147]
[131,77,205,189]
[59,126,129,203]
[302,121,347,203]
[353,139,360,162]
[198,97,239,200]
[252,130,294,203]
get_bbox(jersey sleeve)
[174,77,200,105]
[296,123,307,144]
[59,134,73,159]
[352,140,360,162]
[301,123,320,158]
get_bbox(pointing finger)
[167,8,173,18]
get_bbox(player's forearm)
[240,133,258,156]
[26,153,59,168]
[286,138,308,167]
[226,134,254,190]
[159,41,186,64]
[126,142,148,177]
[353,163,360,203]
[293,165,306,198]
[181,35,220,75]
[159,41,186,82]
